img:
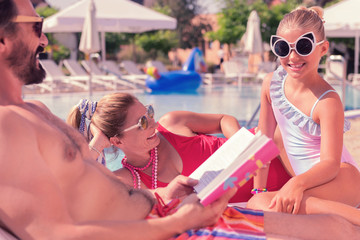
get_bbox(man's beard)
[6,40,46,85]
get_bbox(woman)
[67,92,291,202]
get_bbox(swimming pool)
[23,83,360,170]
[24,84,264,126]
[24,83,360,120]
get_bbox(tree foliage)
[131,4,178,60]
[207,0,301,47]
[135,30,178,59]
[156,0,212,49]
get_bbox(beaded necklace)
[121,147,158,189]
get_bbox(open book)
[189,127,279,206]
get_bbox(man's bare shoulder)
[25,99,51,113]
[0,105,27,129]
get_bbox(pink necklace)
[121,147,158,189]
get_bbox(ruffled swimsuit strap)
[310,90,337,119]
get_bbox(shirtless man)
[0,0,239,239]
[1,0,360,239]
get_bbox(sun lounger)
[63,59,120,90]
[146,60,168,73]
[120,60,148,84]
[40,59,88,91]
[81,60,145,88]
[121,60,145,75]
[222,61,256,85]
[99,60,147,88]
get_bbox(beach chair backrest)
[63,60,89,77]
[40,59,66,79]
[146,60,168,73]
[121,60,143,75]
[80,60,104,75]
[101,60,123,76]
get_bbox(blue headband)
[77,99,98,135]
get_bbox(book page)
[197,134,268,200]
[190,127,255,193]
[197,134,278,205]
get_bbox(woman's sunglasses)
[12,15,44,38]
[123,105,155,132]
[270,32,324,58]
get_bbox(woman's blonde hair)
[67,92,137,139]
[277,6,325,41]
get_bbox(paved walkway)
[344,117,360,166]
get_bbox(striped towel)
[148,205,265,240]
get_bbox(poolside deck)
[344,116,360,166]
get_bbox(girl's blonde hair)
[67,92,137,139]
[277,6,325,41]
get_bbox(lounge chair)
[23,59,89,93]
[121,60,145,75]
[63,59,118,90]
[99,60,147,87]
[222,61,255,85]
[120,60,148,84]
[255,61,277,82]
[40,59,88,91]
[81,60,140,89]
[145,60,168,73]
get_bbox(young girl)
[248,6,360,214]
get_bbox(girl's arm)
[158,111,240,138]
[254,73,278,189]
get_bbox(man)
[0,0,359,239]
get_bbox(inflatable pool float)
[145,48,206,92]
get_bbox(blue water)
[24,84,263,125]
[23,83,360,170]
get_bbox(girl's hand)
[269,177,305,214]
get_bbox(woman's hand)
[157,175,199,203]
[269,177,305,214]
[173,187,237,231]
[89,123,111,151]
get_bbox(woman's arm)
[88,123,111,160]
[158,111,240,138]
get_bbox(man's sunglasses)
[270,32,324,58]
[123,105,155,132]
[12,15,44,38]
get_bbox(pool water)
[24,84,263,125]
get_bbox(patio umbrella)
[43,0,177,60]
[239,10,263,72]
[79,0,100,97]
[242,10,263,54]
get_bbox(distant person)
[217,48,224,71]
[248,6,360,215]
